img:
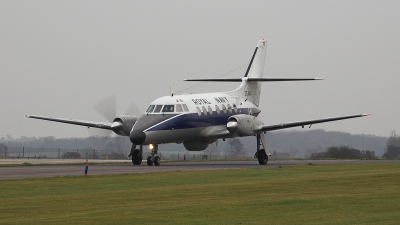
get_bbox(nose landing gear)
[147,144,161,166]
[129,144,161,166]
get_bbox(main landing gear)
[254,133,268,165]
[146,144,160,166]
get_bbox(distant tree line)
[310,146,376,159]
[0,129,391,158]
[310,130,400,159]
[264,129,387,157]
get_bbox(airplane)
[26,39,369,166]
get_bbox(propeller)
[88,95,141,151]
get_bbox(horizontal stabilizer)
[26,115,112,130]
[184,77,322,82]
[257,113,370,132]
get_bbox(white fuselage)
[130,92,260,147]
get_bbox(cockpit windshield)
[162,105,175,112]
[153,105,163,113]
[146,105,155,113]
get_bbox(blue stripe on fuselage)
[145,108,259,131]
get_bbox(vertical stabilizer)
[227,39,267,107]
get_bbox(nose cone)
[130,130,146,145]
[227,121,238,133]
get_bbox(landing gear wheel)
[257,149,268,165]
[154,156,160,166]
[147,156,154,166]
[131,149,142,165]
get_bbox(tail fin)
[229,39,267,106]
[184,39,321,107]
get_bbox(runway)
[1,159,399,180]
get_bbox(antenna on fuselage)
[170,86,174,96]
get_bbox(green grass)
[0,158,392,167]
[0,163,399,224]
[0,161,131,167]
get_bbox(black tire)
[154,156,160,166]
[147,156,153,166]
[132,149,142,165]
[254,151,259,159]
[258,149,268,165]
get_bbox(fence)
[2,147,128,159]
[0,147,224,160]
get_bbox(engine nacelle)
[183,141,209,151]
[111,115,139,136]
[227,114,264,136]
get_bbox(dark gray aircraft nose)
[129,130,146,145]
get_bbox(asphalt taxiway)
[1,159,399,180]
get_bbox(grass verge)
[0,163,399,224]
[1,158,392,167]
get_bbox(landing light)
[149,144,154,150]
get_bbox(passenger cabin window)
[215,105,220,115]
[176,104,183,112]
[154,105,163,113]
[208,106,213,115]
[202,106,207,116]
[222,104,227,114]
[233,103,238,113]
[196,107,201,116]
[182,104,189,112]
[227,104,232,113]
[146,105,155,113]
[162,105,175,112]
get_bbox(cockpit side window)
[233,103,238,113]
[154,105,163,113]
[162,105,175,112]
[182,104,189,112]
[176,104,183,112]
[146,105,155,113]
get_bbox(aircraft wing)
[26,115,112,130]
[257,113,370,132]
[184,78,322,82]
[206,128,231,140]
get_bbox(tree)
[383,145,400,159]
[310,146,376,159]
[228,138,246,158]
[204,143,220,159]
[361,150,376,159]
[0,143,7,156]
[382,130,400,159]
[387,130,400,147]
[62,151,81,159]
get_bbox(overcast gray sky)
[1,0,399,138]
